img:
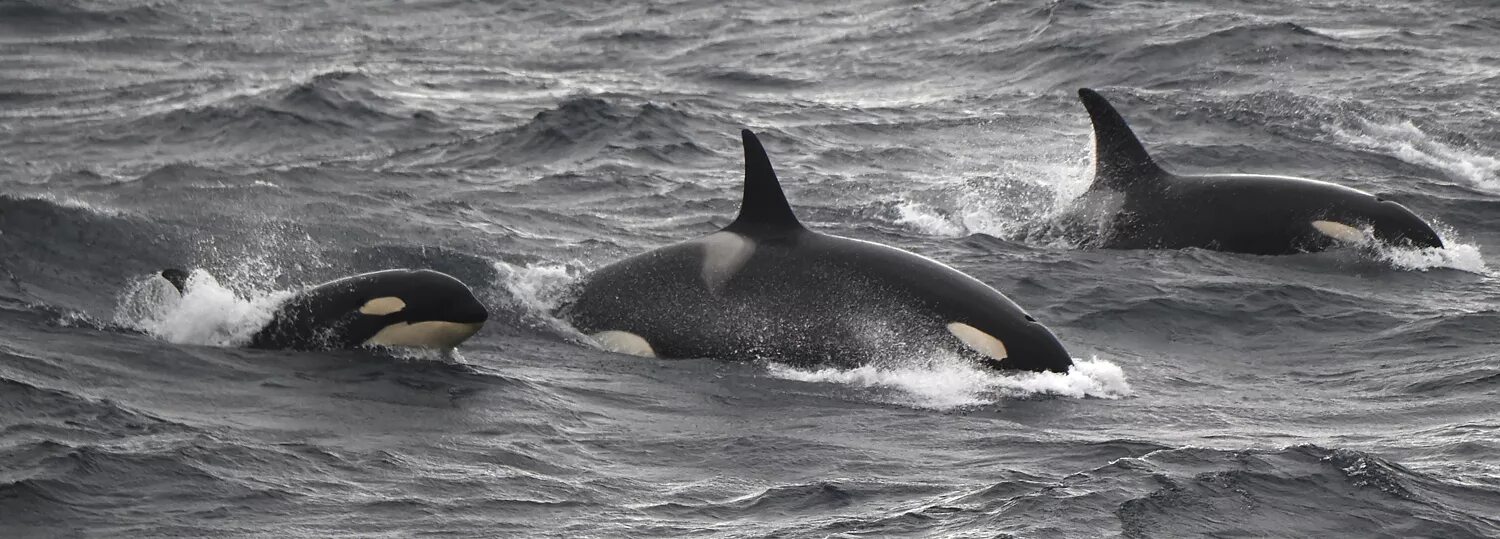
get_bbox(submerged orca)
[161,268,488,350]
[557,130,1073,373]
[1073,88,1444,254]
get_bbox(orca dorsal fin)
[160,268,189,293]
[725,129,803,233]
[1078,88,1167,191]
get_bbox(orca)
[556,130,1073,373]
[1073,88,1444,254]
[161,268,487,350]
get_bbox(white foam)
[766,355,1131,410]
[1319,221,1490,274]
[382,346,466,364]
[1372,241,1487,274]
[492,260,580,313]
[491,259,587,336]
[886,147,1089,242]
[1329,117,1500,189]
[114,270,289,346]
[893,202,965,237]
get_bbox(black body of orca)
[1074,88,1444,254]
[556,130,1073,373]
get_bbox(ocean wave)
[1107,445,1500,538]
[393,97,716,169]
[641,479,947,524]
[0,0,182,34]
[1329,116,1500,189]
[0,194,186,313]
[580,28,679,44]
[0,438,300,532]
[135,72,424,132]
[0,377,184,440]
[678,67,816,89]
[1131,21,1339,58]
[852,444,1500,538]
[98,71,445,166]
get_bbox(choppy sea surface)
[3,0,1500,536]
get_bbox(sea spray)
[767,354,1131,410]
[114,269,289,346]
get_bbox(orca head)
[358,270,489,349]
[948,313,1074,374]
[1311,193,1443,250]
[1364,196,1444,249]
[1001,319,1075,373]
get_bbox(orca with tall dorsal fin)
[1075,88,1444,254]
[557,129,1073,373]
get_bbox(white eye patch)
[359,296,407,316]
[947,322,1008,362]
[1311,220,1371,244]
[590,330,656,358]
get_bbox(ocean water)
[3,0,1500,536]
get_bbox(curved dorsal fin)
[1078,88,1167,191]
[725,129,802,233]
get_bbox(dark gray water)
[3,0,1500,536]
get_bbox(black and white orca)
[161,268,487,350]
[1073,88,1444,254]
[557,130,1073,373]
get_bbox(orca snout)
[398,270,490,324]
[450,292,490,325]
[1002,323,1075,374]
[1372,200,1444,249]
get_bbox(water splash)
[766,355,1131,410]
[113,270,289,346]
[490,259,587,337]
[1333,221,1487,274]
[890,155,1091,244]
[1371,241,1487,274]
[893,201,965,236]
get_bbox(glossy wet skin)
[247,269,489,350]
[558,130,1073,373]
[562,227,1073,372]
[1102,173,1444,254]
[1077,87,1445,255]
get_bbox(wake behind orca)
[161,268,488,351]
[1072,88,1445,255]
[558,130,1073,373]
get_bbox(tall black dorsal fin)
[726,129,803,233]
[1078,88,1167,191]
